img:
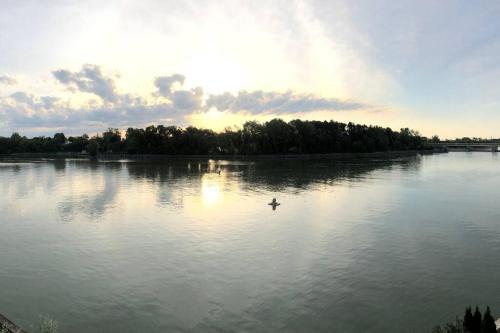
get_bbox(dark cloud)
[155,74,204,110]
[0,94,186,135]
[206,90,364,114]
[154,74,185,97]
[170,87,204,110]
[10,91,34,104]
[53,64,118,102]
[0,75,17,85]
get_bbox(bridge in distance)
[431,142,499,152]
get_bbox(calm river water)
[1,153,500,332]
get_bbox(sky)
[1,0,500,138]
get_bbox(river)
[1,152,500,332]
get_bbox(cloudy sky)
[1,0,500,138]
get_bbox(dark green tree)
[86,139,99,156]
[102,128,122,153]
[463,306,473,332]
[432,318,464,333]
[482,306,496,333]
[472,306,482,333]
[0,118,430,155]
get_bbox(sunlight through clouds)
[2,0,500,137]
[0,64,371,135]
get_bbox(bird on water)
[268,198,280,210]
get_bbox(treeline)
[0,118,430,155]
[432,306,497,333]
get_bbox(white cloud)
[0,75,17,85]
[53,64,118,102]
[206,90,364,114]
[0,65,369,136]
[0,93,184,135]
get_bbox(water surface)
[1,153,500,332]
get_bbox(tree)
[9,132,23,152]
[482,306,496,333]
[86,139,99,156]
[264,119,293,153]
[65,134,89,152]
[432,318,464,333]
[102,128,122,153]
[53,133,66,145]
[463,307,473,332]
[472,306,482,333]
[0,118,430,156]
[241,121,263,154]
[436,306,497,333]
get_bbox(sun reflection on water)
[201,177,222,207]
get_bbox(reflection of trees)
[2,156,423,221]
[0,164,22,173]
[52,158,66,172]
[125,160,221,182]
[57,161,122,221]
[125,155,423,196]
[125,160,212,208]
[240,156,423,192]
[0,159,61,197]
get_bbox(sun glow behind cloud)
[2,0,500,137]
[0,0,402,136]
[0,61,376,136]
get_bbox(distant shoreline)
[0,150,436,160]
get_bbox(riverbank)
[0,313,27,333]
[0,149,435,161]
